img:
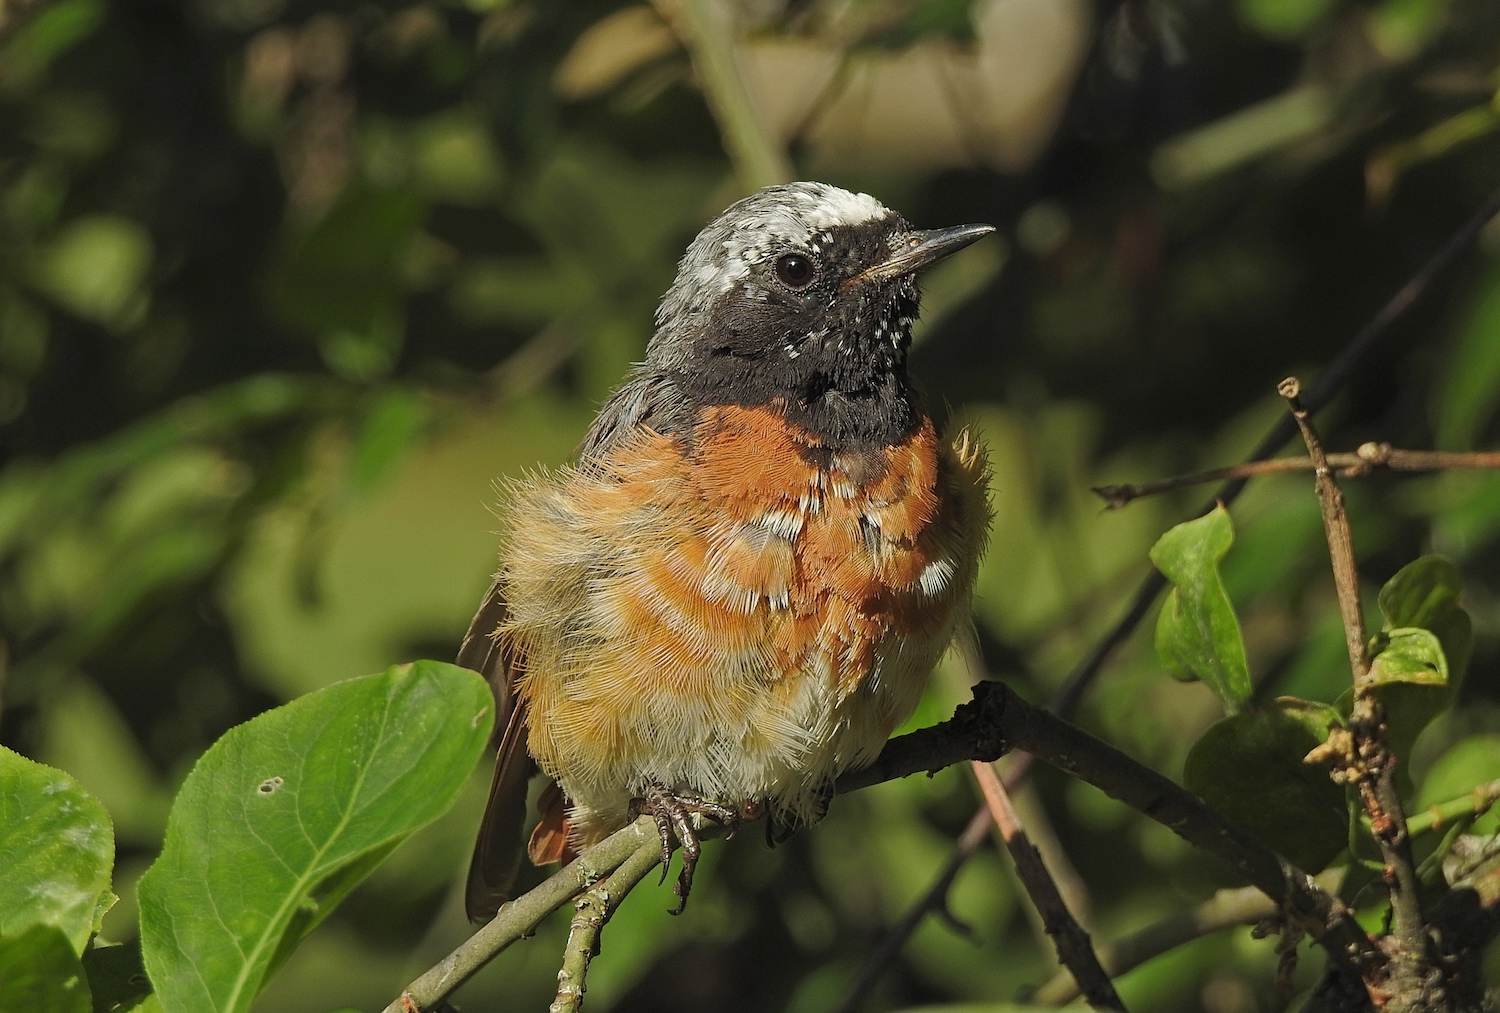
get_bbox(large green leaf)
[137,661,494,1013]
[1183,698,1348,873]
[1151,504,1253,712]
[0,747,115,954]
[0,924,92,1013]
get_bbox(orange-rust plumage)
[498,406,988,846]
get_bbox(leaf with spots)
[0,746,115,956]
[136,661,494,1013]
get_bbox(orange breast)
[497,403,990,841]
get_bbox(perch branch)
[385,681,1009,1013]
[552,838,664,1013]
[1094,445,1500,509]
[972,760,1126,1011]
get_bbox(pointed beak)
[842,223,996,291]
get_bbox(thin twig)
[1282,378,1434,1009]
[663,0,793,191]
[832,753,1037,1013]
[831,804,992,1013]
[971,760,1126,1011]
[1279,379,1371,683]
[552,839,663,1013]
[835,179,1500,1013]
[385,818,660,1013]
[1094,445,1500,509]
[1404,778,1500,838]
[1032,876,1345,1006]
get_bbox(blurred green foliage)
[0,0,1499,1010]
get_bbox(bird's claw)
[630,784,741,914]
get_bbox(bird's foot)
[630,785,742,915]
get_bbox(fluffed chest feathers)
[497,405,990,842]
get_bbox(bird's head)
[645,182,993,449]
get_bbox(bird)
[460,181,993,924]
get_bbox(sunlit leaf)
[137,661,494,1013]
[1150,504,1252,712]
[1183,698,1348,873]
[0,747,115,954]
[1367,627,1447,687]
[1377,555,1472,682]
[32,215,152,330]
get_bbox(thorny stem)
[971,760,1126,1012]
[1281,378,1433,1010]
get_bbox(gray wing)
[578,369,687,463]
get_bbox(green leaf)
[32,215,153,330]
[1365,557,1472,761]
[1367,627,1447,687]
[1376,555,1472,684]
[1183,698,1348,873]
[0,924,92,1013]
[347,386,428,494]
[1150,504,1252,711]
[0,747,115,954]
[1237,0,1336,40]
[137,661,494,1013]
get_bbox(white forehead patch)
[788,183,889,230]
[650,182,901,340]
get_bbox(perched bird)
[461,182,993,923]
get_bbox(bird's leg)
[630,784,741,915]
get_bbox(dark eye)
[774,253,814,288]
